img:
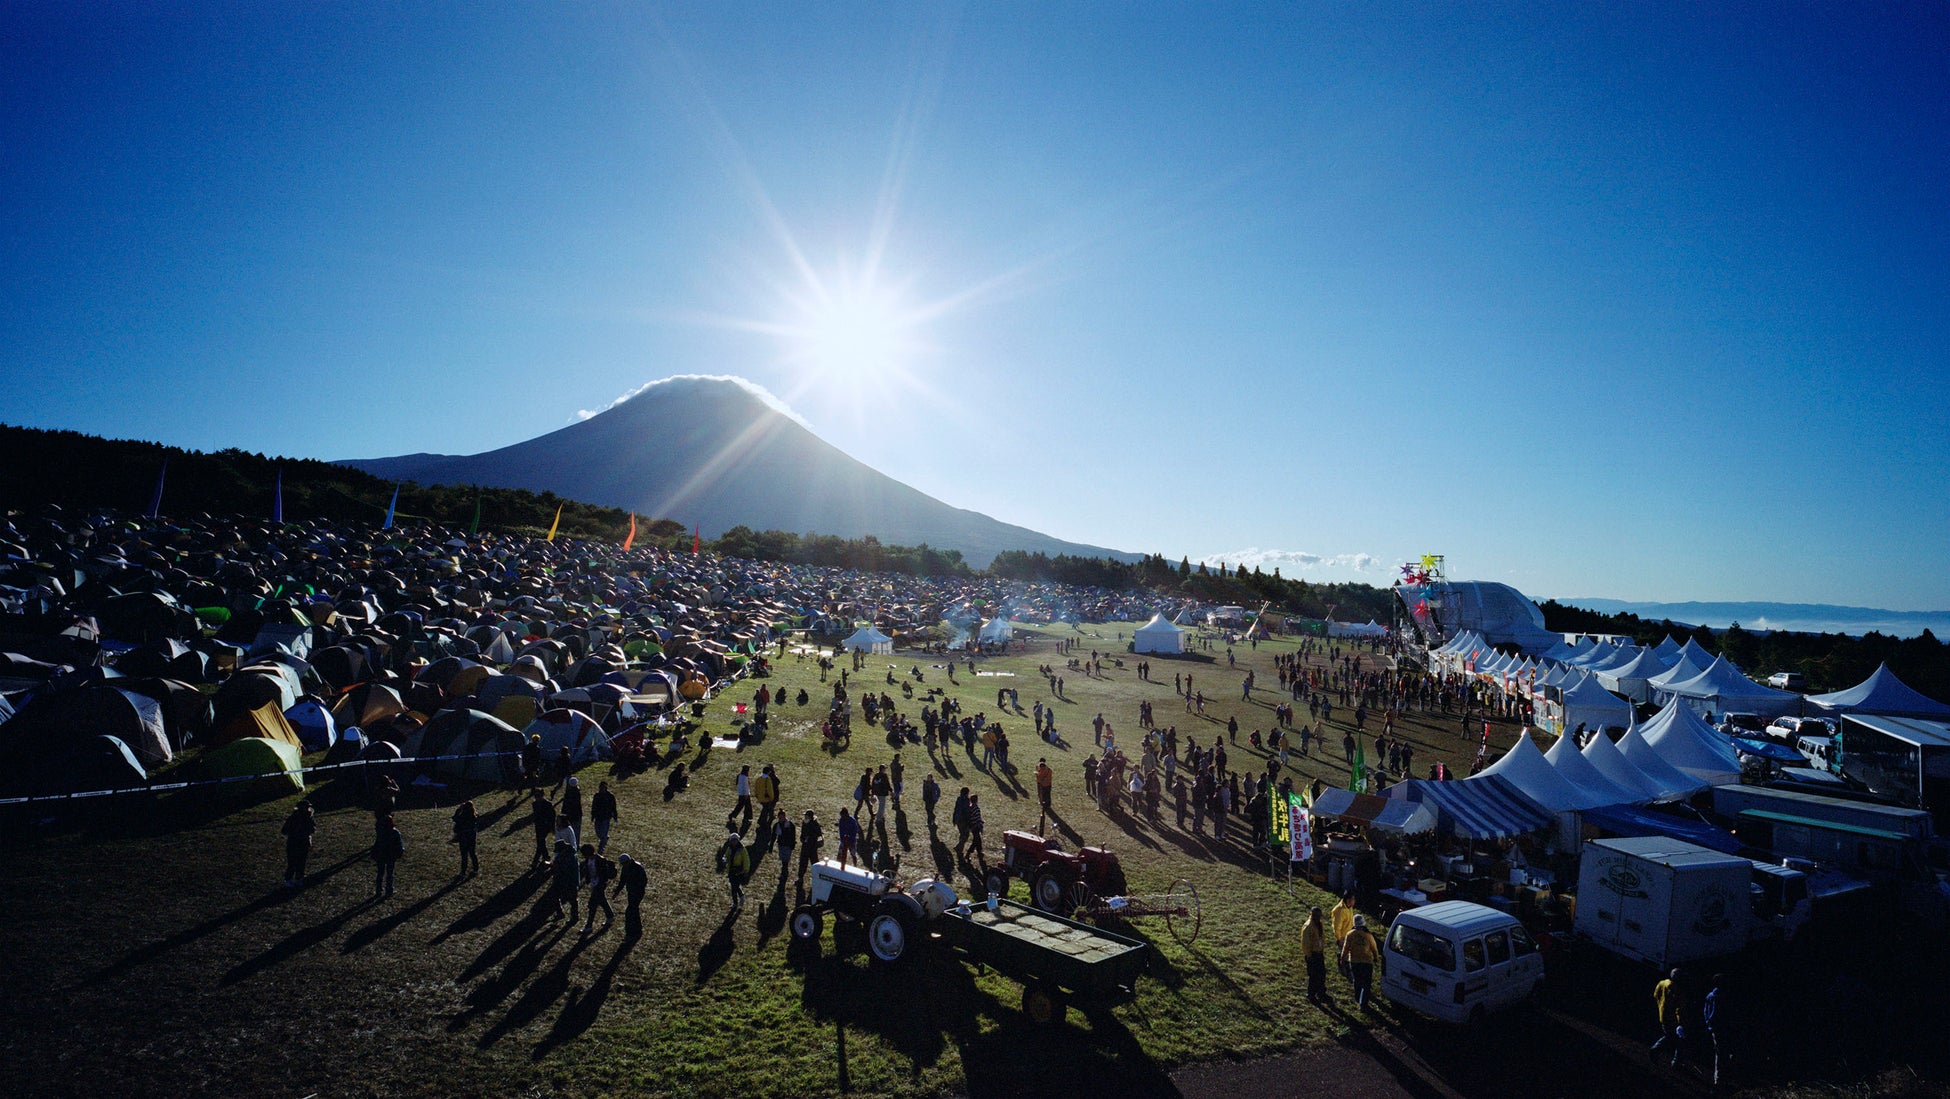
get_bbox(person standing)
[921,773,941,832]
[773,807,797,886]
[889,754,904,808]
[717,830,752,911]
[870,765,893,825]
[451,799,479,878]
[952,787,972,861]
[560,776,584,838]
[1703,973,1730,1086]
[591,781,619,854]
[798,810,824,886]
[965,793,988,871]
[1035,758,1054,814]
[1340,914,1380,1010]
[1301,906,1330,1005]
[836,808,861,869]
[280,799,316,889]
[549,839,581,923]
[580,843,615,934]
[1652,968,1689,1067]
[1331,893,1358,975]
[372,812,404,899]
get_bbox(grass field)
[1,623,1943,1098]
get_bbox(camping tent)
[1806,663,1950,720]
[285,699,338,752]
[843,625,894,654]
[403,709,523,783]
[209,700,305,751]
[1133,613,1186,655]
[202,736,304,800]
[521,709,612,764]
[1655,656,1799,721]
[1638,698,1744,785]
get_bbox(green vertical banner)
[1351,740,1366,794]
[469,492,481,534]
[1270,790,1291,851]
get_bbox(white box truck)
[1575,837,1754,969]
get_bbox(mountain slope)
[340,376,1137,568]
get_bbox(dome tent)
[1133,613,1185,655]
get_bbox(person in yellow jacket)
[1652,968,1689,1067]
[1340,912,1382,1010]
[1301,906,1330,1005]
[1330,892,1358,975]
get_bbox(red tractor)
[987,830,1129,914]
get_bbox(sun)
[774,268,929,400]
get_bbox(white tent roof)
[1587,645,1644,673]
[844,625,893,645]
[977,618,1013,641]
[1566,641,1621,668]
[1602,646,1678,682]
[1135,613,1185,635]
[1559,670,1635,726]
[1616,723,1711,800]
[1651,635,1685,661]
[1645,644,1716,691]
[1807,663,1950,719]
[1639,698,1744,785]
[1478,731,1606,811]
[1537,638,1585,663]
[1659,656,1798,713]
[1582,728,1680,803]
[1543,730,1644,806]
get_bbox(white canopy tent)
[1655,655,1799,720]
[1583,729,1684,803]
[1638,698,1744,785]
[1543,730,1644,807]
[1133,613,1186,654]
[1616,724,1711,800]
[1807,663,1950,720]
[1479,731,1611,811]
[1543,670,1635,739]
[1599,646,1679,705]
[842,625,894,654]
[977,618,1014,644]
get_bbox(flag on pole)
[545,504,562,542]
[382,484,399,529]
[146,460,168,519]
[1350,739,1366,793]
[271,469,283,525]
[622,512,636,551]
[468,492,481,535]
[693,524,700,555]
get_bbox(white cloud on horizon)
[574,374,811,427]
[1198,548,1383,573]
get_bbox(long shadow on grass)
[459,888,563,982]
[531,925,638,1061]
[449,918,571,1035]
[88,852,365,985]
[794,935,961,1080]
[695,908,741,986]
[221,895,374,986]
[478,929,597,1049]
[432,871,545,948]
[340,879,461,954]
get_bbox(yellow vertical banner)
[545,504,562,542]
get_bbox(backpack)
[596,856,616,885]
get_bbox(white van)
[1381,901,1543,1023]
[1796,734,1838,773]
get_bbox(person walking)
[732,765,754,832]
[965,793,988,871]
[580,843,615,934]
[530,792,556,871]
[1703,973,1730,1086]
[451,799,479,878]
[1652,968,1689,1067]
[549,839,581,923]
[1331,892,1358,975]
[1340,913,1380,1010]
[560,775,584,837]
[952,787,972,861]
[614,853,648,932]
[280,798,316,889]
[890,754,904,808]
[773,807,797,886]
[371,812,404,899]
[717,830,752,911]
[1301,906,1330,1005]
[921,772,941,831]
[870,765,893,825]
[591,781,619,854]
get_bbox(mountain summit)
[340,376,1135,568]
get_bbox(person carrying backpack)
[580,843,615,934]
[372,813,404,899]
[717,830,752,911]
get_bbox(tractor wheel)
[1031,867,1072,914]
[1022,983,1067,1026]
[984,868,1010,902]
[789,904,823,943]
[867,899,917,965]
[1066,881,1099,921]
[1165,878,1201,945]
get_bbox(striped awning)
[1310,787,1437,834]
[1387,774,1554,840]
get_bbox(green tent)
[202,736,304,801]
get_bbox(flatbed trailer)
[934,898,1150,1022]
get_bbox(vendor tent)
[1645,640,1716,693]
[843,625,894,654]
[1133,613,1186,654]
[1582,728,1688,803]
[1309,787,1437,833]
[1542,729,1644,807]
[1616,724,1711,800]
[1638,698,1743,785]
[977,618,1014,644]
[1655,656,1799,721]
[1598,646,1678,705]
[1545,671,1634,739]
[1478,731,1610,811]
[1386,774,1555,839]
[1806,663,1950,720]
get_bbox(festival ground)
[1,623,1942,1098]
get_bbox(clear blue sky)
[4,3,1946,610]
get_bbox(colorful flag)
[1475,722,1491,769]
[1350,739,1365,793]
[382,484,399,529]
[545,504,562,542]
[271,469,283,525]
[693,523,700,555]
[622,512,636,551]
[146,459,167,519]
[468,492,481,535]
[1287,792,1314,861]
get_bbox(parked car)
[1768,671,1808,690]
[1381,901,1543,1023]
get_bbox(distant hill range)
[341,376,1138,569]
[1560,597,1950,639]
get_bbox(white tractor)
[790,858,959,964]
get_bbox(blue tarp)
[1732,737,1804,762]
[1579,803,1743,854]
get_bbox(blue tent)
[1579,803,1743,854]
